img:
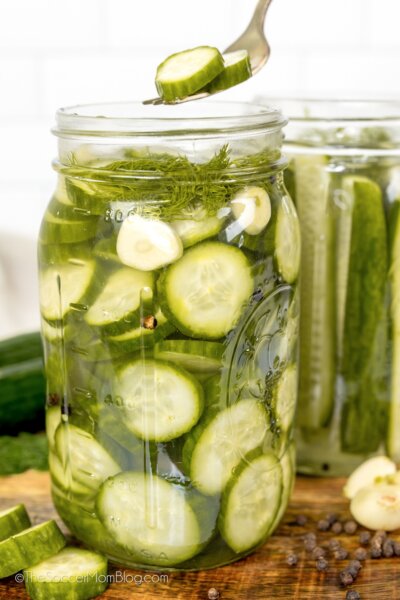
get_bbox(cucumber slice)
[219,451,282,553]
[156,46,224,101]
[341,177,388,453]
[387,200,400,460]
[154,340,224,374]
[270,443,295,533]
[170,208,223,248]
[159,242,253,340]
[343,455,396,500]
[274,364,298,433]
[275,195,301,283]
[294,156,335,429]
[117,214,183,271]
[85,267,154,334]
[41,319,62,342]
[0,505,31,543]
[93,237,120,264]
[49,451,95,506]
[55,424,121,493]
[183,398,269,495]
[0,520,66,578]
[40,260,95,322]
[207,50,251,93]
[115,359,203,442]
[24,547,108,600]
[106,308,175,356]
[97,471,202,565]
[40,212,99,245]
[350,483,400,531]
[231,186,271,235]
[46,405,62,450]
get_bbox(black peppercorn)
[383,539,394,558]
[370,545,382,559]
[317,519,330,531]
[344,520,358,535]
[316,557,329,572]
[348,560,362,579]
[393,541,400,556]
[326,513,338,526]
[312,546,326,559]
[286,552,298,566]
[334,547,349,560]
[359,531,371,546]
[329,538,341,551]
[346,591,361,600]
[354,547,367,561]
[339,570,354,587]
[295,514,308,526]
[332,521,343,535]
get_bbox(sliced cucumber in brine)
[115,359,204,442]
[85,267,154,334]
[388,200,400,461]
[275,194,301,284]
[294,155,335,429]
[183,398,269,495]
[159,241,254,339]
[170,206,223,248]
[40,260,95,322]
[0,504,31,543]
[0,520,66,578]
[219,450,282,553]
[97,471,202,566]
[40,212,99,245]
[154,340,224,374]
[55,424,121,493]
[207,50,252,93]
[274,364,298,433]
[106,308,175,356]
[24,547,108,600]
[270,442,295,533]
[156,46,224,101]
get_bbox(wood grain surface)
[0,472,399,599]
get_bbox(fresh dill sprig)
[65,144,280,220]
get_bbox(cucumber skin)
[156,46,224,101]
[387,200,400,460]
[341,179,389,454]
[218,449,282,553]
[206,51,251,94]
[0,504,31,542]
[24,549,109,600]
[0,521,66,578]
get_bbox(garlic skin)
[343,456,397,500]
[350,484,400,531]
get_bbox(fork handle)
[251,0,273,30]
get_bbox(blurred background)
[0,0,399,337]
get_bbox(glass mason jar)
[39,101,300,570]
[266,99,400,476]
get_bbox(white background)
[0,0,399,336]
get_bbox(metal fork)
[143,0,273,106]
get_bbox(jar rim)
[259,97,400,124]
[54,100,286,139]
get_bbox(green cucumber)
[0,520,66,578]
[388,199,400,460]
[154,339,224,374]
[0,505,31,542]
[97,471,202,565]
[40,212,99,245]
[275,195,301,283]
[24,547,108,600]
[274,364,298,433]
[270,442,295,533]
[170,208,223,248]
[55,424,121,493]
[207,50,251,93]
[106,308,175,356]
[159,241,254,340]
[156,46,224,101]
[85,267,154,334]
[115,359,204,442]
[294,155,335,429]
[40,260,95,322]
[219,450,282,553]
[93,237,120,264]
[46,405,62,450]
[183,398,269,495]
[341,177,388,454]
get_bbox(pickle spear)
[340,177,388,454]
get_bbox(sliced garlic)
[343,456,396,500]
[231,186,271,235]
[350,484,400,531]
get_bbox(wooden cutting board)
[0,471,399,600]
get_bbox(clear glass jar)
[39,101,299,570]
[267,99,400,476]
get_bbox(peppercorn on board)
[1,471,400,600]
